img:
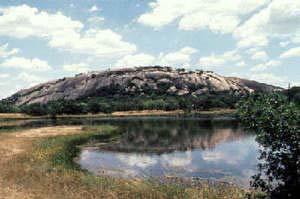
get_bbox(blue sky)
[0,0,299,98]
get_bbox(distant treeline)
[283,86,300,102]
[0,92,240,116]
[1,88,299,116]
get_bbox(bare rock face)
[7,66,281,105]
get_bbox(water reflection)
[78,119,259,186]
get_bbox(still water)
[0,117,259,187]
[77,118,259,186]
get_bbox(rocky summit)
[7,66,280,105]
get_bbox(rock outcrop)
[7,66,281,105]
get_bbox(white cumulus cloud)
[87,16,104,26]
[116,53,156,66]
[0,56,52,71]
[158,47,197,67]
[250,73,287,87]
[89,5,99,13]
[0,73,10,78]
[251,50,269,61]
[234,0,300,48]
[198,50,242,68]
[0,5,136,58]
[138,0,269,34]
[250,60,281,72]
[280,47,300,59]
[0,43,19,58]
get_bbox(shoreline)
[0,109,235,120]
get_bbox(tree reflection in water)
[237,93,299,198]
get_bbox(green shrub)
[0,100,19,113]
[236,92,299,198]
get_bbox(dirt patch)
[15,126,83,138]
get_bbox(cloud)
[63,63,90,73]
[250,50,269,61]
[0,71,51,99]
[250,60,281,72]
[138,0,269,34]
[279,41,290,48]
[234,0,300,48]
[249,73,287,87]
[89,5,99,13]
[0,73,10,78]
[16,72,51,89]
[280,47,300,59]
[291,37,300,44]
[0,5,136,58]
[0,43,19,58]
[87,16,104,26]
[198,50,242,68]
[0,56,52,71]
[236,61,246,67]
[49,28,137,58]
[158,47,197,67]
[115,47,197,67]
[116,53,156,66]
[0,5,83,39]
[17,72,44,83]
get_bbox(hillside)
[0,66,284,115]
[7,66,279,106]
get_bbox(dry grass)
[0,113,37,119]
[0,125,256,199]
[111,110,184,116]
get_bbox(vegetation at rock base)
[1,84,299,117]
[284,86,300,107]
[0,99,19,113]
[236,93,300,198]
[4,92,242,116]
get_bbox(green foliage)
[16,91,242,116]
[236,93,300,198]
[20,103,48,116]
[0,100,19,113]
[38,125,118,169]
[284,86,300,107]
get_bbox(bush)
[0,100,19,113]
[20,103,47,116]
[236,93,299,198]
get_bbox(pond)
[0,117,260,187]
[77,118,259,187]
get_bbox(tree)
[47,100,64,118]
[20,103,47,116]
[236,93,299,198]
[0,100,19,113]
